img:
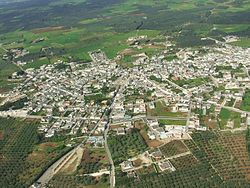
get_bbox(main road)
[104,122,115,188]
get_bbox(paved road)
[146,116,187,120]
[104,123,115,188]
[37,147,78,186]
[186,101,192,127]
[0,113,102,121]
[104,75,129,188]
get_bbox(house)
[147,131,156,140]
[117,127,126,135]
[120,161,134,172]
[158,160,175,172]
[151,150,164,161]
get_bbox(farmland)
[0,118,72,187]
[78,148,108,174]
[0,118,39,187]
[0,0,250,75]
[0,60,20,93]
[115,131,250,188]
[108,128,148,165]
[48,147,110,188]
[159,140,189,158]
[0,0,250,187]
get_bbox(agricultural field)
[78,148,109,174]
[159,140,189,158]
[48,147,109,188]
[0,118,39,187]
[108,128,148,165]
[231,38,250,48]
[0,60,20,93]
[0,0,250,75]
[169,154,198,170]
[0,118,72,188]
[48,174,109,188]
[186,131,250,182]
[116,131,250,188]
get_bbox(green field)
[147,101,187,117]
[231,38,250,48]
[158,119,186,126]
[173,77,211,88]
[0,60,20,93]
[0,0,249,74]
[219,108,241,129]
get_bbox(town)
[1,34,250,188]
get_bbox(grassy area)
[158,119,186,126]
[173,77,210,88]
[0,60,20,93]
[164,54,178,61]
[22,57,51,69]
[231,38,250,48]
[147,101,187,117]
[219,108,241,129]
[214,24,250,33]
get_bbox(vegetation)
[173,77,211,88]
[0,97,28,111]
[78,148,108,174]
[108,128,148,164]
[0,60,20,93]
[149,75,162,83]
[218,108,241,129]
[0,118,39,187]
[116,131,250,188]
[159,140,189,158]
[170,154,198,169]
[147,101,187,117]
[241,89,250,111]
[164,54,178,61]
[158,119,186,126]
[0,118,72,187]
[48,174,100,188]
